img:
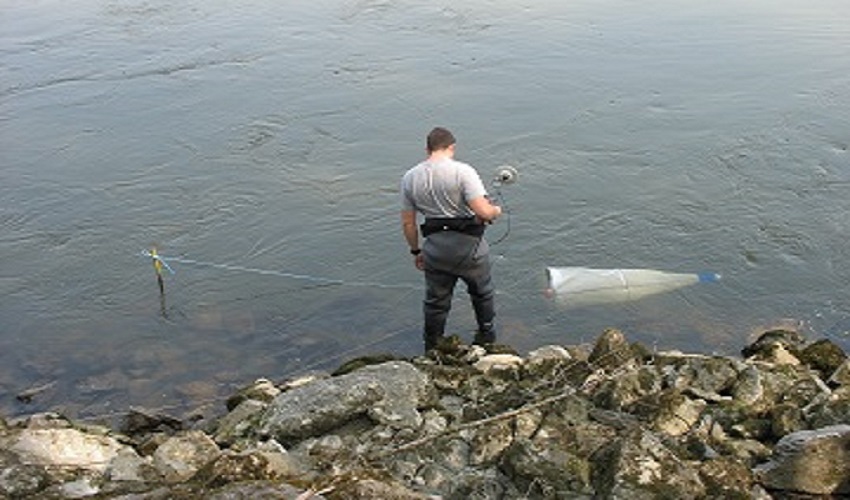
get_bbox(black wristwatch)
[410,248,421,256]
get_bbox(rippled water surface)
[2,0,850,420]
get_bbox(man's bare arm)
[468,196,502,222]
[401,210,420,250]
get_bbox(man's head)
[426,127,456,154]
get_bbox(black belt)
[421,217,485,238]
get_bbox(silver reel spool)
[493,165,519,186]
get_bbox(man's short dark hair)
[427,127,456,153]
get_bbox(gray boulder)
[256,361,433,444]
[754,424,850,495]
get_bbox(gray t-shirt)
[400,158,488,218]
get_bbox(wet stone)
[225,378,280,412]
[121,407,184,438]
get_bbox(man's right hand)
[414,254,425,271]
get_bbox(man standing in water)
[401,127,502,351]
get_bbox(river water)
[2,0,849,420]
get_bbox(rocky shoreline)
[1,328,849,499]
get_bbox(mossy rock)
[703,400,760,431]
[741,329,805,359]
[537,359,593,389]
[629,341,653,362]
[589,328,636,371]
[484,343,520,356]
[424,335,472,366]
[769,403,804,439]
[416,363,476,393]
[463,392,528,422]
[192,451,278,489]
[798,339,847,380]
[501,438,593,497]
[698,457,754,499]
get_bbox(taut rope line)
[141,250,421,291]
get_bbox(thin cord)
[489,184,511,246]
[143,252,421,291]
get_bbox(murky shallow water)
[2,0,850,421]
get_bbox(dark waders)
[421,219,496,350]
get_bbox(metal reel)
[493,165,519,185]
